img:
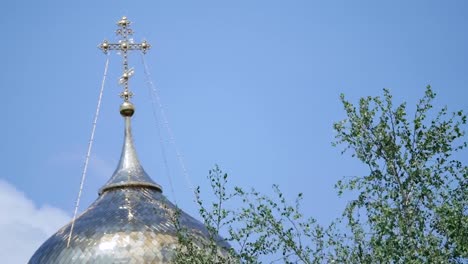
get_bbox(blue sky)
[1,0,468,262]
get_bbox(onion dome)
[29,102,228,263]
[29,17,229,263]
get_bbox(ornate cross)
[99,16,151,101]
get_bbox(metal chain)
[145,66,178,205]
[67,55,110,247]
[141,54,196,202]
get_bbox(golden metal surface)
[28,17,229,263]
[29,102,229,263]
[98,16,151,103]
[120,101,135,117]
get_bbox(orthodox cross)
[99,16,151,101]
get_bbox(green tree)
[172,86,467,263]
[172,166,328,263]
[332,86,467,263]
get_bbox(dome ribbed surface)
[29,116,229,263]
[28,187,218,263]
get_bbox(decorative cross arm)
[99,40,151,54]
[98,16,151,102]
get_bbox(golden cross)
[99,16,151,101]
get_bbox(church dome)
[29,17,229,264]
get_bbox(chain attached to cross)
[99,16,151,102]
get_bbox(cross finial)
[99,16,151,102]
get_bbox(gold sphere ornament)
[120,101,135,117]
[118,16,129,27]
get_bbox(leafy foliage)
[171,86,467,263]
[172,166,329,263]
[332,86,467,263]
[170,167,237,264]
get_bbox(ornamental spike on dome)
[28,17,229,263]
[98,16,161,195]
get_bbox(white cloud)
[0,180,70,264]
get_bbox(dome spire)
[29,17,230,263]
[98,17,160,195]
